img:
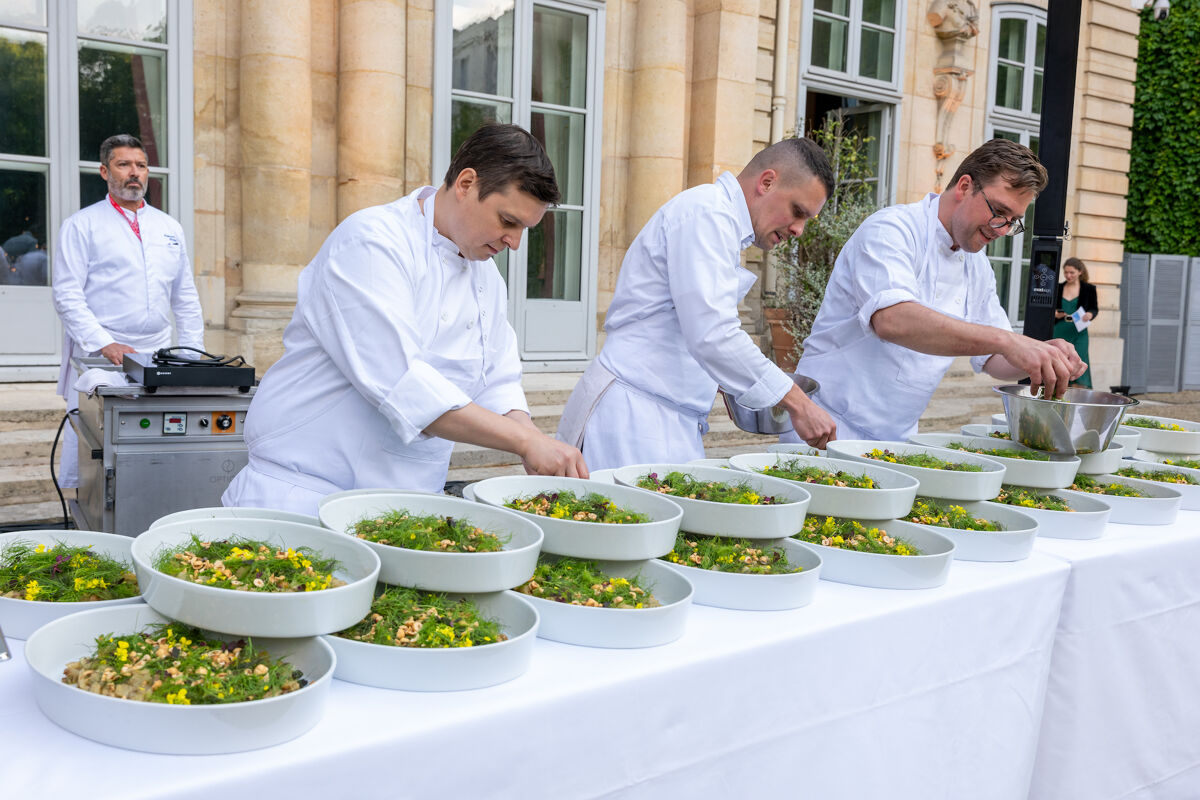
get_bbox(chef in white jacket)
[52,134,204,488]
[223,124,586,514]
[781,138,1084,444]
[556,138,839,469]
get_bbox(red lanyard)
[109,194,143,241]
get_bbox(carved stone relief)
[927,0,979,191]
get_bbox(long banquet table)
[4,553,1072,800]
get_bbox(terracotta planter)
[764,308,798,371]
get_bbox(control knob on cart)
[216,414,234,430]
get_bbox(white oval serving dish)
[990,486,1112,540]
[1107,460,1200,511]
[1059,474,1182,525]
[0,530,144,640]
[1132,450,1200,471]
[686,458,732,468]
[825,440,1005,501]
[471,476,682,560]
[961,423,1007,437]
[318,491,542,593]
[728,452,918,520]
[324,590,538,691]
[900,499,1038,562]
[510,558,693,648]
[1119,415,1200,454]
[150,506,322,529]
[908,432,1079,489]
[1112,428,1140,458]
[24,604,334,754]
[659,536,820,611]
[131,518,380,637]
[611,463,810,539]
[792,518,955,589]
[979,422,1126,474]
[767,443,824,457]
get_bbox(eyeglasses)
[975,181,1026,236]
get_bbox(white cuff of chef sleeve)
[473,381,530,418]
[734,365,796,411]
[381,360,473,445]
[857,288,921,336]
[969,353,994,373]
[81,329,116,354]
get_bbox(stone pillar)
[688,0,758,187]
[406,0,435,192]
[624,0,688,241]
[338,0,407,220]
[231,0,313,369]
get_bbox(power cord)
[152,346,248,368]
[50,408,78,530]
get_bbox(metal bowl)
[720,374,819,435]
[994,385,1138,456]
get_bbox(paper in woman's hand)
[1070,306,1091,332]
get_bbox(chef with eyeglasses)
[779,138,1085,446]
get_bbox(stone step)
[0,428,62,467]
[0,463,62,506]
[0,500,68,529]
[0,383,66,432]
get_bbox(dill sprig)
[904,497,1003,531]
[1163,457,1200,469]
[1124,417,1187,431]
[153,534,345,593]
[863,448,983,471]
[353,510,507,553]
[506,490,649,524]
[1,540,138,602]
[515,557,659,608]
[662,532,800,574]
[795,516,920,555]
[759,460,875,488]
[1069,474,1147,497]
[947,442,1051,461]
[634,471,779,504]
[336,586,507,648]
[993,486,1075,512]
[1114,467,1197,485]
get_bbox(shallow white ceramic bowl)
[1059,474,1182,525]
[792,519,954,589]
[324,590,538,691]
[659,537,821,611]
[586,468,619,484]
[1074,443,1127,475]
[768,443,824,457]
[24,604,334,754]
[511,558,693,648]
[611,463,810,539]
[825,440,1005,501]
[728,453,918,520]
[131,518,380,637]
[1112,429,1140,458]
[1132,449,1200,470]
[960,423,1007,438]
[908,433,1079,489]
[1105,460,1200,510]
[1119,416,1200,454]
[0,530,144,640]
[150,506,322,529]
[990,413,1009,427]
[471,476,683,560]
[686,458,732,468]
[990,487,1112,540]
[318,491,542,593]
[901,500,1038,562]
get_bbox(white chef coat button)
[440,312,449,322]
[467,320,474,329]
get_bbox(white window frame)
[432,0,604,363]
[800,0,906,97]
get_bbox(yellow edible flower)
[34,543,47,554]
[24,579,42,600]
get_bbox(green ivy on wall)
[1125,0,1200,257]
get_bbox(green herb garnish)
[989,431,1013,440]
[947,442,1051,461]
[662,532,800,574]
[904,497,1003,531]
[1069,474,1147,497]
[335,586,506,647]
[993,486,1075,512]
[795,516,920,555]
[515,558,659,608]
[1163,457,1200,469]
[62,622,305,704]
[759,460,876,488]
[1114,467,1197,485]
[1125,417,1187,431]
[1,540,138,602]
[353,510,507,553]
[863,448,983,471]
[634,471,779,504]
[153,535,345,592]
[505,491,649,523]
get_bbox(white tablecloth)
[2,555,1070,800]
[1028,518,1200,800]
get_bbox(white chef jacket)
[785,192,1011,443]
[52,196,204,487]
[222,186,528,514]
[556,172,795,469]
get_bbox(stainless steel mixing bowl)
[993,384,1139,455]
[720,374,819,435]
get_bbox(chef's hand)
[1002,334,1083,398]
[99,342,136,365]
[520,434,589,479]
[777,383,837,450]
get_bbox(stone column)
[231,0,313,368]
[338,0,407,220]
[624,0,688,240]
[688,0,758,187]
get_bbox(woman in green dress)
[1053,257,1098,388]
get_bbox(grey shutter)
[1146,254,1189,393]
[1121,253,1150,393]
[1183,257,1200,389]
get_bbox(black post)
[1022,0,1083,341]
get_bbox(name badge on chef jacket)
[163,233,180,247]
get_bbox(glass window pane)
[990,259,1011,313]
[994,63,1023,110]
[1029,136,1039,155]
[531,109,584,206]
[997,19,1026,63]
[811,15,848,72]
[861,0,895,28]
[78,42,167,166]
[450,97,512,161]
[1018,259,1030,320]
[843,109,882,179]
[0,28,46,157]
[988,236,1013,260]
[993,129,1021,143]
[859,29,893,82]
[1035,24,1046,68]
[1032,70,1043,115]
[526,209,582,301]
[532,7,587,108]
[493,249,508,284]
[452,0,514,97]
[78,0,166,43]
[81,170,165,211]
[0,166,47,286]
[814,0,849,15]
[0,1,46,27]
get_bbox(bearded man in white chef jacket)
[556,138,840,469]
[780,138,1085,445]
[222,124,587,514]
[52,134,204,488]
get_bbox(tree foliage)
[1125,0,1200,256]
